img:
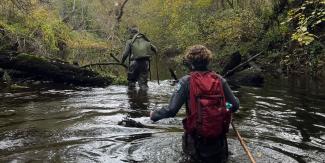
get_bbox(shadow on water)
[0,76,325,162]
[127,88,150,118]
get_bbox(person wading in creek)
[121,26,158,90]
[150,45,239,163]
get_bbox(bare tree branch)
[81,62,127,69]
[116,0,129,23]
[226,0,234,9]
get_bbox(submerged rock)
[118,118,145,128]
[0,110,16,117]
[227,68,264,87]
[221,51,242,76]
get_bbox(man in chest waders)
[150,45,239,163]
[121,27,157,90]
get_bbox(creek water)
[0,77,325,163]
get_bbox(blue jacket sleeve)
[220,76,240,112]
[150,76,189,122]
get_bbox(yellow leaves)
[22,7,64,51]
[165,0,186,8]
[69,40,109,49]
[30,0,37,4]
[68,32,110,50]
[194,0,213,8]
[0,0,112,56]
[301,26,307,32]
[30,8,52,22]
[292,31,315,45]
[215,18,241,41]
[136,0,265,54]
[175,21,199,45]
[284,0,324,46]
[165,0,212,9]
[162,0,189,27]
[321,0,325,4]
[213,10,261,43]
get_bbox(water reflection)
[127,88,150,118]
[0,78,325,163]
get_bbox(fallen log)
[109,53,128,68]
[0,52,112,87]
[227,68,264,87]
[81,53,128,69]
[223,51,264,78]
[221,51,242,76]
[81,62,127,68]
[221,51,265,87]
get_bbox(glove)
[226,102,233,110]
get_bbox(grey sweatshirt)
[151,73,239,122]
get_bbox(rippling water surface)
[0,78,324,162]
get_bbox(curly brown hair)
[184,45,212,66]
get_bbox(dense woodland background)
[0,0,324,84]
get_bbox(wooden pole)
[231,121,257,163]
[155,54,160,85]
[149,60,152,81]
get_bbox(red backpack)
[183,71,231,139]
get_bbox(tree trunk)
[0,51,112,87]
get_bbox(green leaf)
[315,20,322,24]
[301,27,307,32]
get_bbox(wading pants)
[127,58,149,90]
[182,133,229,163]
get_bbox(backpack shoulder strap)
[184,75,191,115]
[131,33,141,44]
[141,34,150,42]
[131,33,140,45]
[214,73,226,104]
[131,33,150,44]
[188,71,200,115]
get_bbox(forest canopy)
[0,0,324,77]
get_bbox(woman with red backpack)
[150,45,239,163]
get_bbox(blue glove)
[226,102,232,110]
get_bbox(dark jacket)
[151,71,239,162]
[121,33,157,64]
[151,72,239,122]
